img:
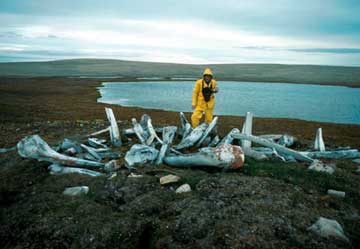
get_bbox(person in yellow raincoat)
[191,68,219,128]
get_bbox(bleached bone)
[63,186,89,196]
[308,160,335,174]
[60,138,82,153]
[122,127,163,136]
[105,107,122,147]
[175,123,208,150]
[125,144,159,168]
[301,149,359,159]
[278,135,295,147]
[179,112,191,135]
[88,138,107,148]
[132,118,147,144]
[48,164,104,177]
[241,112,253,148]
[164,144,245,169]
[327,189,345,198]
[147,118,163,145]
[86,126,110,137]
[271,148,286,162]
[314,128,326,152]
[208,135,220,147]
[182,123,192,139]
[196,117,218,147]
[231,133,314,163]
[258,134,283,141]
[97,152,122,159]
[0,146,16,153]
[218,128,240,145]
[17,135,117,171]
[156,126,177,165]
[242,147,268,161]
[81,144,102,161]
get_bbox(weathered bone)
[125,144,159,168]
[314,128,326,152]
[86,126,110,137]
[88,138,107,148]
[132,118,147,144]
[241,112,253,148]
[164,144,245,169]
[175,123,207,150]
[196,117,218,147]
[81,144,102,161]
[179,112,191,135]
[218,128,240,145]
[242,147,268,161]
[147,118,163,145]
[232,133,314,163]
[208,135,220,147]
[156,126,177,165]
[17,135,106,169]
[301,149,359,159]
[48,164,104,177]
[105,107,122,147]
[0,146,16,153]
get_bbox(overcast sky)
[0,0,359,65]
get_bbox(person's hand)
[192,105,196,110]
[213,87,219,93]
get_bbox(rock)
[128,173,143,178]
[63,186,89,196]
[327,189,345,198]
[160,174,180,185]
[307,217,349,242]
[308,160,335,174]
[175,184,191,194]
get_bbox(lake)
[97,81,360,124]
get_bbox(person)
[191,68,219,128]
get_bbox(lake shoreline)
[0,76,359,149]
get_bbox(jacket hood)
[203,68,213,76]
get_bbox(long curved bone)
[164,144,245,169]
[105,107,122,147]
[196,117,218,147]
[232,133,314,163]
[156,126,177,165]
[314,128,326,152]
[17,135,106,169]
[241,112,253,148]
[48,164,104,177]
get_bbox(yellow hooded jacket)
[192,68,217,110]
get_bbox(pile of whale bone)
[12,107,360,177]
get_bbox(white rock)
[160,174,180,185]
[308,160,335,174]
[175,184,192,194]
[128,173,143,178]
[63,186,89,196]
[307,217,349,242]
[327,189,345,198]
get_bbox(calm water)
[97,81,360,124]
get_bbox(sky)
[0,0,359,66]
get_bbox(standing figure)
[191,68,219,128]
